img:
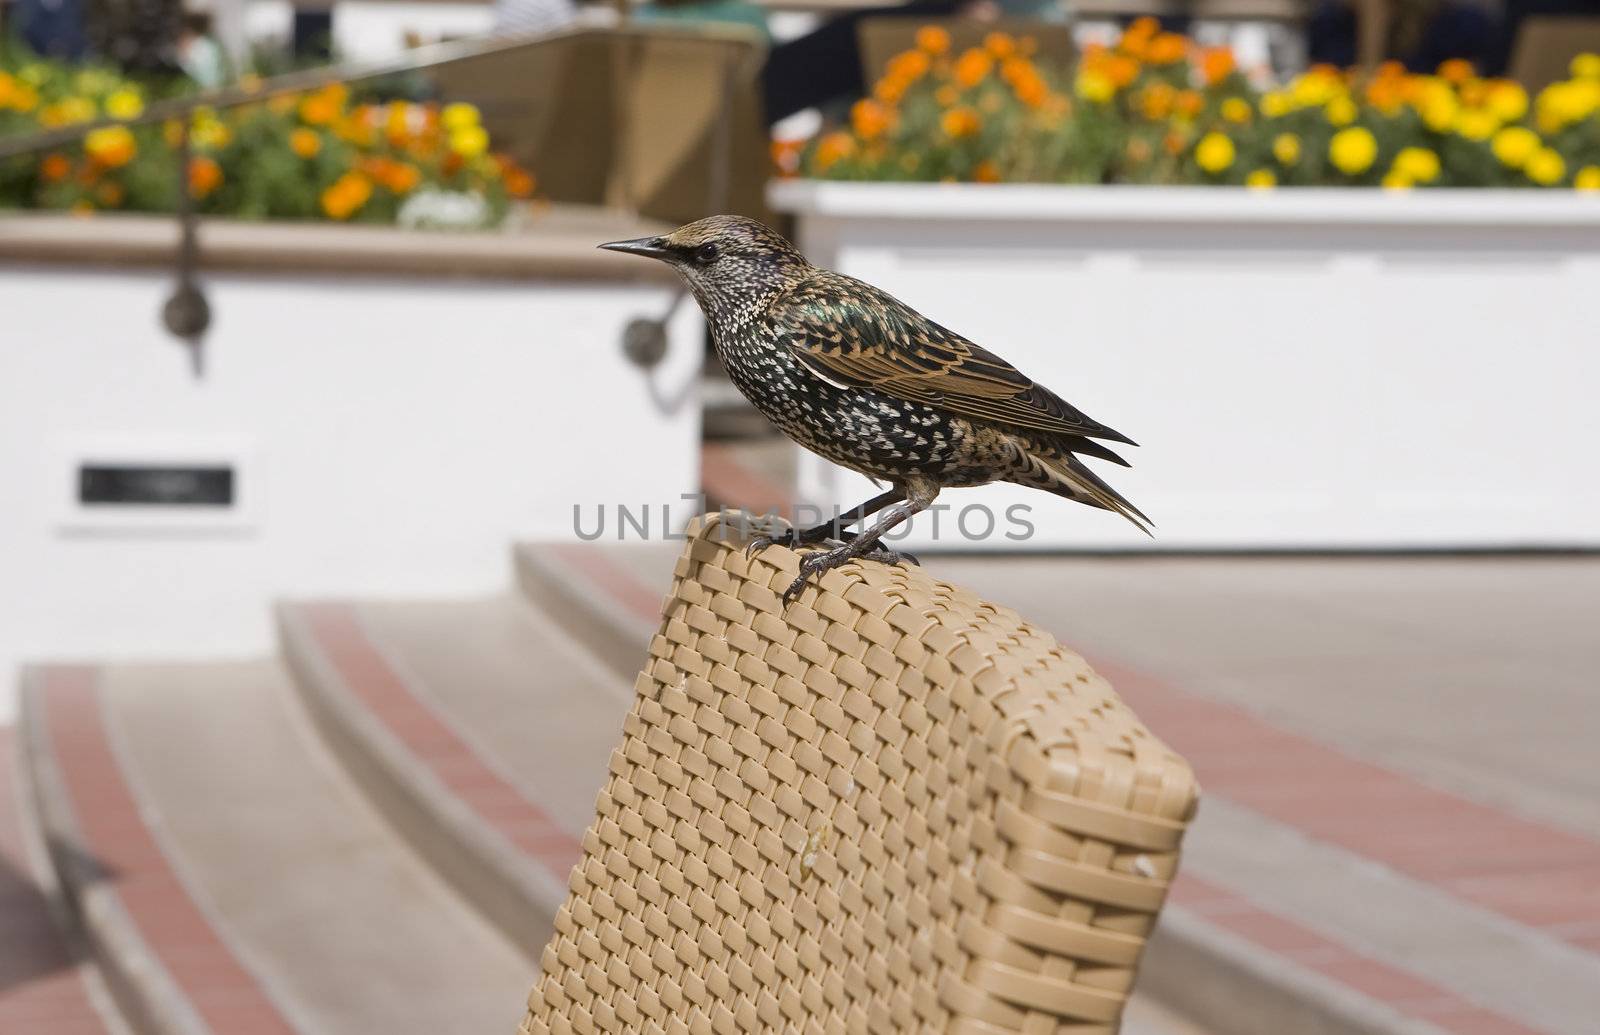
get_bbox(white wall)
[774,183,1600,552]
[0,267,700,720]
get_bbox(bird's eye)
[695,243,721,264]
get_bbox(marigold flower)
[105,88,143,120]
[1438,58,1474,84]
[1534,79,1600,133]
[1194,131,1235,173]
[1525,147,1565,185]
[1221,96,1252,123]
[1325,94,1358,125]
[1075,70,1114,104]
[1147,33,1187,65]
[1120,16,1158,58]
[1382,169,1413,190]
[1291,67,1340,106]
[1485,80,1529,122]
[1013,75,1049,109]
[1200,47,1235,86]
[940,106,981,138]
[954,49,993,88]
[300,93,339,126]
[850,99,892,141]
[984,32,1016,59]
[813,131,855,171]
[973,159,1002,182]
[1455,107,1497,139]
[1393,146,1441,182]
[504,165,536,197]
[441,102,480,132]
[1491,125,1540,168]
[1260,90,1293,117]
[84,126,136,168]
[40,153,72,182]
[1174,90,1204,118]
[321,172,372,220]
[1140,82,1175,120]
[936,85,959,107]
[188,156,223,197]
[290,128,322,159]
[1574,165,1600,191]
[1105,55,1139,88]
[1273,132,1301,165]
[95,181,125,207]
[1573,53,1600,80]
[1328,126,1378,175]
[874,76,908,106]
[886,50,931,82]
[1245,168,1276,189]
[915,25,950,56]
[449,125,490,159]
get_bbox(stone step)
[19,661,534,1035]
[0,725,126,1035]
[512,539,1600,1035]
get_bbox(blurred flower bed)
[0,54,537,225]
[782,21,1600,190]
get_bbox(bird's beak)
[598,236,674,261]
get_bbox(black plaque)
[78,464,235,507]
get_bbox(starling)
[600,216,1149,603]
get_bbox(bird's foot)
[746,521,855,558]
[780,545,919,605]
[745,527,800,558]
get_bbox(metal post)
[160,118,211,379]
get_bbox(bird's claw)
[745,527,799,558]
[780,545,919,605]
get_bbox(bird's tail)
[1032,448,1154,537]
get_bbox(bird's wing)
[765,272,1136,445]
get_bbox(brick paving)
[0,726,112,1035]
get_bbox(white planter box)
[770,181,1600,551]
[0,213,701,719]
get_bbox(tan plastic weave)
[520,515,1198,1035]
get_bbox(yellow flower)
[105,88,143,120]
[1272,132,1301,165]
[239,73,264,94]
[1075,69,1115,104]
[1329,126,1378,175]
[1455,108,1498,140]
[1195,132,1236,174]
[1534,79,1600,133]
[1526,147,1565,185]
[1260,90,1293,118]
[1245,168,1276,189]
[441,102,480,132]
[1491,126,1540,168]
[1485,81,1529,122]
[193,117,232,151]
[1575,165,1600,192]
[1382,169,1412,190]
[1291,68,1341,107]
[1221,97,1253,123]
[449,124,489,158]
[1393,146,1441,183]
[290,127,322,159]
[1571,53,1600,80]
[84,126,136,168]
[1325,94,1358,126]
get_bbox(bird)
[599,215,1149,604]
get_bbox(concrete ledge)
[0,207,677,281]
[19,668,215,1035]
[277,603,572,958]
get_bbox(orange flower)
[984,32,1016,59]
[935,85,959,107]
[320,171,372,220]
[187,156,222,198]
[1120,16,1158,58]
[1365,75,1405,113]
[1438,58,1474,84]
[1163,129,1188,155]
[885,49,931,82]
[813,131,856,171]
[385,162,421,194]
[1106,55,1139,88]
[1148,32,1187,64]
[289,127,321,159]
[299,92,340,126]
[770,138,803,177]
[850,98,892,140]
[915,25,951,56]
[503,166,536,198]
[39,153,71,182]
[1200,47,1235,86]
[999,56,1035,85]
[94,181,125,207]
[940,106,981,138]
[1140,82,1175,120]
[1175,89,1204,118]
[972,159,1002,182]
[1013,74,1049,109]
[874,77,908,106]
[953,48,993,88]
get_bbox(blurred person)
[1308,0,1499,71]
[14,0,91,59]
[86,0,185,72]
[631,0,769,40]
[176,11,226,88]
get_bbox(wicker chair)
[521,516,1198,1035]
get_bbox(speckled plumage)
[600,216,1149,600]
